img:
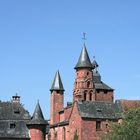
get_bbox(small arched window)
[84,91,87,101]
[89,92,92,101]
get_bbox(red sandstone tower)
[73,45,114,102]
[27,101,47,140]
[73,45,95,102]
[50,71,64,125]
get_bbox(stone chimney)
[12,93,20,103]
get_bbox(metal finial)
[82,32,87,44]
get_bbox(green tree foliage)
[102,107,140,140]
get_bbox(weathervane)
[82,32,87,44]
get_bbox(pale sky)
[0,0,140,118]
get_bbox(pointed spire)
[50,71,64,91]
[27,101,48,125]
[31,101,45,123]
[74,46,93,69]
[93,58,99,70]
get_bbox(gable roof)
[77,101,122,119]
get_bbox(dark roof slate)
[50,71,64,91]
[74,46,93,69]
[93,71,114,91]
[50,120,69,128]
[77,101,122,119]
[0,102,31,120]
[0,121,29,138]
[0,101,30,138]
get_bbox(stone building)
[47,46,122,140]
[0,45,139,140]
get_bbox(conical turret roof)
[50,71,64,91]
[74,46,93,69]
[29,101,47,125]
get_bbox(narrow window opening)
[96,121,101,131]
[84,92,87,101]
[106,123,109,128]
[87,72,89,76]
[112,96,114,101]
[87,81,90,88]
[63,127,66,140]
[89,93,92,101]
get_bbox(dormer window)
[10,123,16,129]
[14,108,20,114]
[96,108,102,113]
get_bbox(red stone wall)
[48,125,69,140]
[64,106,72,120]
[95,91,113,102]
[59,112,65,122]
[50,91,64,124]
[81,119,97,140]
[30,127,45,140]
[73,69,95,102]
[81,119,116,140]
[119,100,140,111]
[69,102,82,140]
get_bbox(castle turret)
[50,71,64,125]
[73,45,95,101]
[27,101,47,140]
[92,59,114,102]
